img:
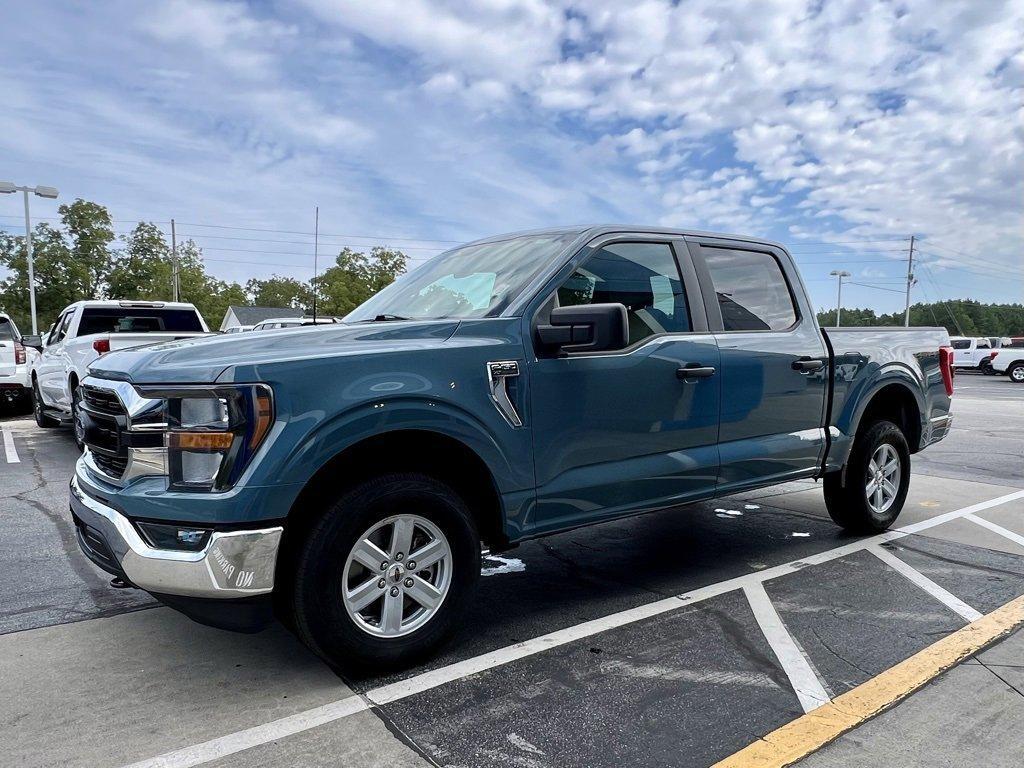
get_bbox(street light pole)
[829,269,851,327]
[0,182,59,335]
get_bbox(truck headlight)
[136,384,274,492]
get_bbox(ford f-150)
[68,226,955,668]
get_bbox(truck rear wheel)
[824,420,910,534]
[1008,362,1024,383]
[292,472,480,670]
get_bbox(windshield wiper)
[353,313,412,323]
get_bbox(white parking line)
[121,488,1024,768]
[964,513,1024,548]
[866,544,983,622]
[743,583,830,713]
[2,426,19,463]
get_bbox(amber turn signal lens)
[250,393,273,449]
[167,431,234,451]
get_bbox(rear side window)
[0,317,16,341]
[556,242,691,345]
[78,308,203,336]
[950,339,971,350]
[702,248,797,331]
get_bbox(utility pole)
[171,218,179,302]
[829,270,850,326]
[903,234,915,327]
[312,206,319,321]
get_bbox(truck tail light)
[989,351,998,359]
[14,341,26,365]
[939,346,954,397]
[93,338,111,355]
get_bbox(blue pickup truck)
[71,226,955,667]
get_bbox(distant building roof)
[222,305,304,328]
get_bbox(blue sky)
[1,0,1021,315]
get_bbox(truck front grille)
[92,452,129,479]
[82,385,124,416]
[81,384,129,481]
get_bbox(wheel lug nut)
[378,578,386,589]
[404,577,414,588]
[380,561,388,570]
[395,553,404,561]
[389,586,400,597]
[406,561,416,570]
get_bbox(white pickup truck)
[24,301,210,445]
[991,346,1024,383]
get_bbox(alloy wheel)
[865,443,901,514]
[342,514,452,638]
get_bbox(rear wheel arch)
[851,381,923,454]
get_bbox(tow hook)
[109,577,135,590]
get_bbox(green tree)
[313,246,408,316]
[245,276,312,311]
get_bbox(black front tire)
[824,420,911,534]
[71,385,85,451]
[1008,362,1024,383]
[32,380,59,428]
[292,472,480,670]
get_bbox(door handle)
[677,364,716,380]
[792,357,825,372]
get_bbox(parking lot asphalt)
[1,373,1022,768]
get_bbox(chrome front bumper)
[70,473,282,599]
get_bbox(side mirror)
[537,303,628,354]
[21,335,43,351]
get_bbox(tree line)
[0,199,408,333]
[817,300,1024,337]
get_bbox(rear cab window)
[950,339,971,350]
[700,247,798,331]
[0,317,18,341]
[78,308,203,336]
[555,241,692,346]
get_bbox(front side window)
[556,242,691,345]
[50,312,73,344]
[702,247,797,332]
[976,340,990,349]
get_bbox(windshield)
[345,232,579,322]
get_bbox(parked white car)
[25,300,211,444]
[991,348,1024,383]
[949,336,997,373]
[251,316,339,331]
[0,312,39,411]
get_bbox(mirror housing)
[537,303,628,355]
[21,334,43,351]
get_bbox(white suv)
[0,313,37,411]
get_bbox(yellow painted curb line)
[714,593,1024,768]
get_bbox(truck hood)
[88,320,461,384]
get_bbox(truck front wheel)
[292,472,480,669]
[824,420,910,533]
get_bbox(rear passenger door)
[527,235,721,535]
[687,238,829,492]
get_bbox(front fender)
[274,396,531,497]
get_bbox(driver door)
[37,311,72,408]
[527,236,721,536]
